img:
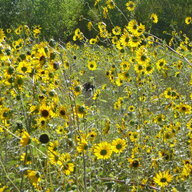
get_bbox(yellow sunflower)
[20,131,31,147]
[120,61,130,71]
[94,142,113,159]
[150,13,158,23]
[0,28,5,42]
[88,60,97,71]
[127,19,138,34]
[27,170,41,187]
[62,162,75,175]
[154,170,173,187]
[176,103,191,114]
[120,32,130,47]
[128,35,142,47]
[112,138,127,153]
[75,105,87,118]
[126,1,136,11]
[57,106,68,119]
[112,26,121,35]
[185,17,192,25]
[156,59,167,70]
[39,104,54,119]
[106,0,115,9]
[77,139,89,153]
[127,158,141,168]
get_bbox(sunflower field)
[0,0,192,192]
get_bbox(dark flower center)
[100,149,107,156]
[60,110,66,116]
[160,178,167,183]
[132,160,139,167]
[116,144,122,149]
[39,134,49,144]
[41,110,49,117]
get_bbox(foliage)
[0,0,84,41]
[0,0,192,41]
[0,0,192,191]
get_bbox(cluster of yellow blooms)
[0,1,191,191]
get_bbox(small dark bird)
[83,82,95,100]
[83,82,95,92]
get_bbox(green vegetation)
[0,0,191,191]
[0,0,191,41]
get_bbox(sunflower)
[136,49,150,64]
[17,61,32,74]
[87,21,93,31]
[88,60,97,71]
[128,158,141,168]
[15,25,23,35]
[127,20,138,34]
[116,41,124,50]
[72,83,82,96]
[89,38,98,44]
[120,32,130,47]
[126,1,136,11]
[20,131,31,147]
[150,13,158,23]
[153,114,166,124]
[103,119,111,135]
[62,162,75,175]
[176,103,191,114]
[0,28,5,42]
[156,59,167,70]
[128,35,142,47]
[120,61,130,71]
[39,104,54,119]
[103,7,108,18]
[128,105,135,112]
[163,88,179,100]
[185,17,192,25]
[134,63,145,74]
[20,153,32,165]
[35,117,47,129]
[33,25,41,35]
[112,138,127,153]
[144,63,154,74]
[27,170,41,187]
[94,142,113,159]
[106,0,115,9]
[112,26,121,35]
[87,131,97,141]
[119,71,131,81]
[77,139,89,153]
[98,22,107,32]
[111,36,119,45]
[75,105,87,118]
[154,170,173,187]
[1,107,11,120]
[136,24,145,36]
[186,119,192,130]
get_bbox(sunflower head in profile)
[150,13,158,23]
[20,131,31,147]
[185,17,192,25]
[75,105,87,118]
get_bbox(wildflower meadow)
[0,0,192,191]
